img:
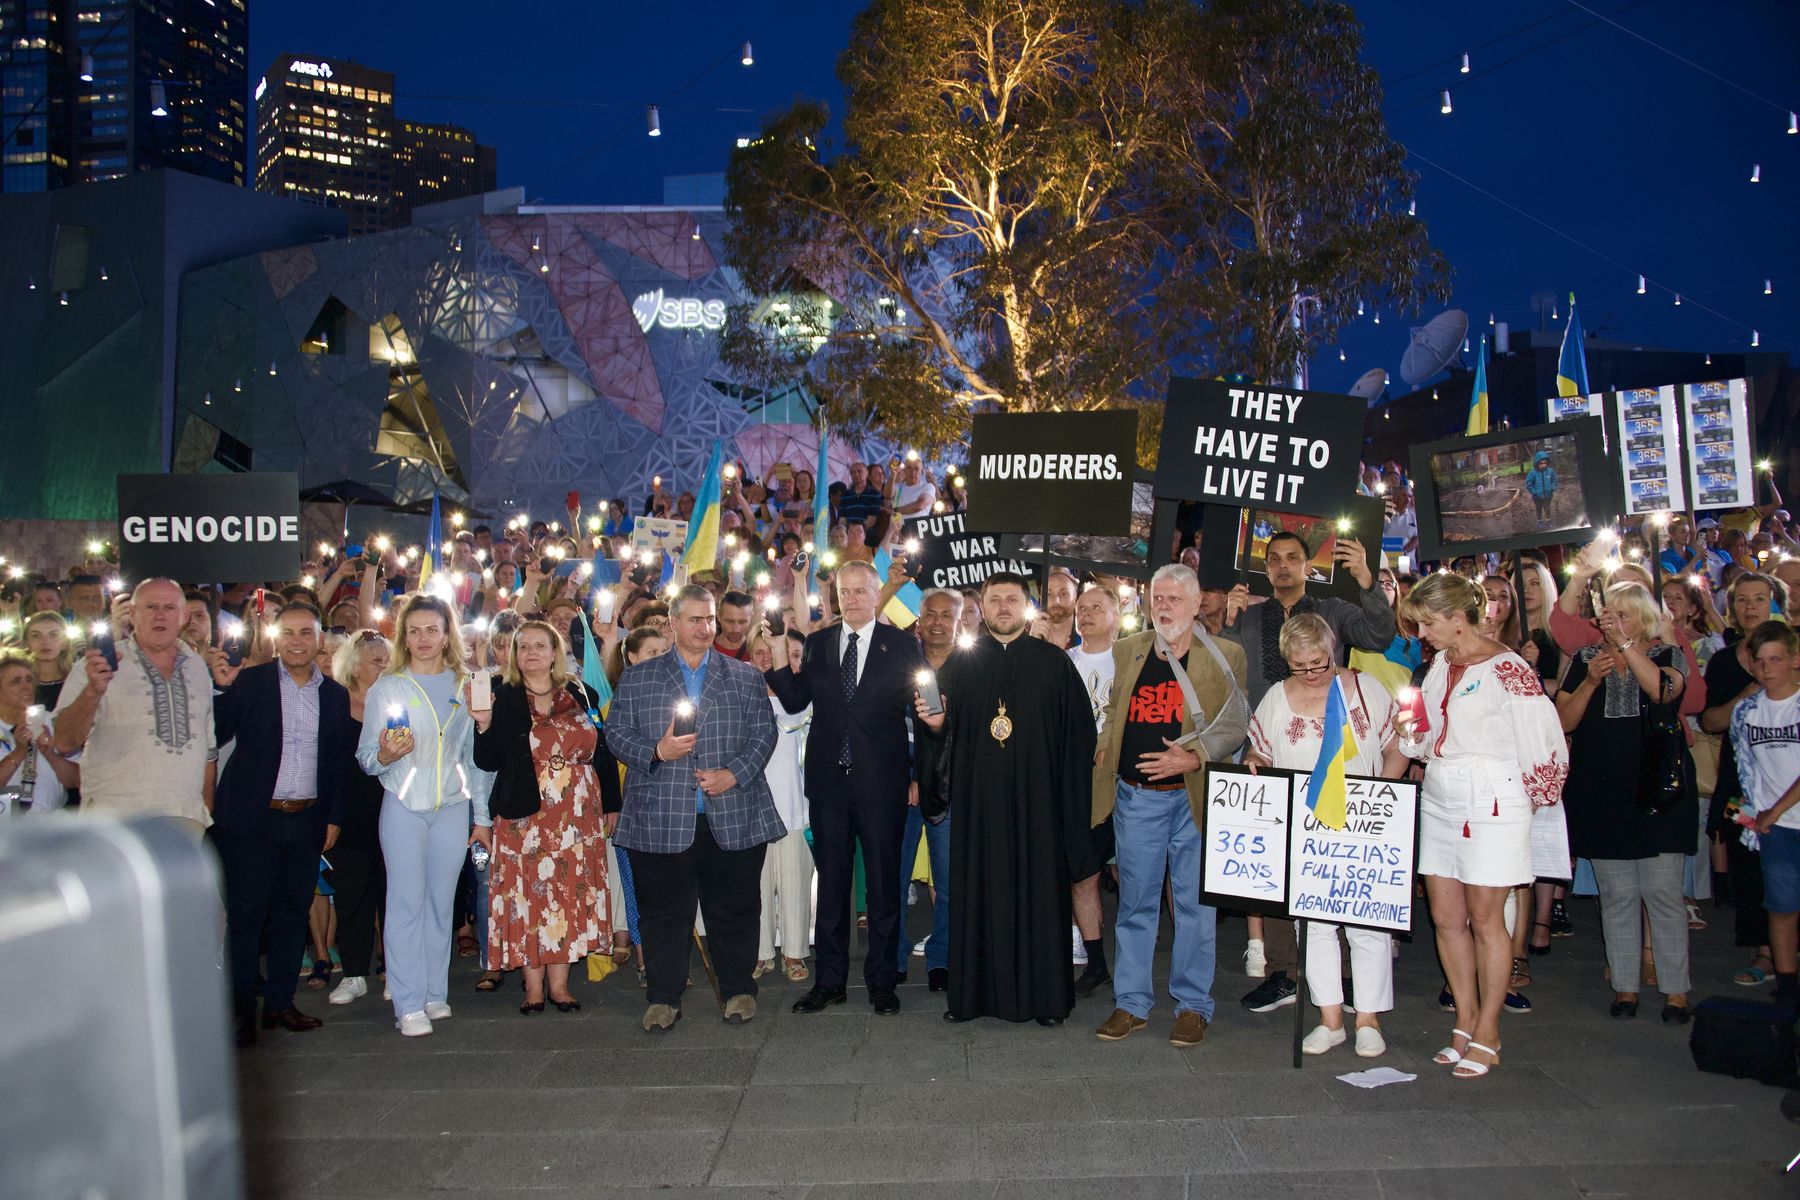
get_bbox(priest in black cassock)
[915,571,1098,1027]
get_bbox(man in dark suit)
[768,559,926,1015]
[606,584,782,1034]
[207,601,352,1048]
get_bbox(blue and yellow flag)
[1304,677,1356,830]
[1556,293,1589,398]
[418,493,443,593]
[1465,334,1489,436]
[871,546,923,629]
[811,429,830,592]
[681,441,723,574]
[579,604,612,714]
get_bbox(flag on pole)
[1556,293,1589,398]
[418,493,443,593]
[1465,334,1489,436]
[579,606,613,713]
[811,428,830,592]
[1303,677,1356,831]
[681,441,724,575]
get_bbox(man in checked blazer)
[607,584,782,1033]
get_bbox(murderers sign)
[964,410,1137,536]
[117,472,302,583]
[901,511,1033,591]
[1154,378,1364,515]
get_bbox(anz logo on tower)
[632,289,727,334]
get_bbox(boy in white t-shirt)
[1732,620,1800,1021]
[1067,584,1121,996]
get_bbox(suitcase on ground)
[1689,993,1800,1087]
[0,817,242,1199]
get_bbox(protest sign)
[629,517,688,560]
[900,511,1033,591]
[1286,773,1419,935]
[964,410,1137,536]
[1199,763,1292,917]
[117,472,301,583]
[1154,378,1364,515]
[1198,495,1383,601]
[1683,379,1757,510]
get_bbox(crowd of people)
[3,453,1799,1080]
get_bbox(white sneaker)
[396,1011,434,1037]
[1071,924,1087,966]
[423,1001,452,1021]
[328,975,367,1006]
[1300,1024,1347,1055]
[1244,938,1266,978]
[382,983,391,1001]
[1354,1026,1387,1058]
[911,937,928,957]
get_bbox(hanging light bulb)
[646,105,661,137]
[1636,275,1646,294]
[1372,312,1381,325]
[1552,301,1559,319]
[149,80,168,116]
[1460,52,1471,73]
[203,391,211,406]
[232,377,242,392]
[740,41,754,66]
[97,266,107,281]
[26,276,35,291]
[79,52,94,82]
[691,226,701,241]
[1440,90,1452,115]
[1407,199,1416,217]
[1488,312,1495,326]
[1751,330,1761,348]
[1338,349,1346,362]
[57,291,68,306]
[268,361,277,376]
[1355,299,1364,317]
[1751,163,1761,183]
[1765,279,1773,295]
[1790,112,1798,135]
[1673,294,1681,306]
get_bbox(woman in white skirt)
[1396,573,1568,1079]
[1247,615,1408,1058]
[752,626,815,982]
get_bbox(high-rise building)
[253,55,397,235]
[394,120,495,225]
[0,0,247,194]
[253,54,498,235]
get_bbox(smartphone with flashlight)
[791,549,811,576]
[672,700,698,738]
[594,588,618,625]
[90,622,118,671]
[914,669,944,717]
[222,620,248,667]
[469,668,493,712]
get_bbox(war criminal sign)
[901,512,1033,591]
[1154,378,1365,515]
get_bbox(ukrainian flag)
[1465,334,1489,436]
[579,608,612,712]
[871,547,922,629]
[1556,293,1589,398]
[418,493,443,594]
[681,441,724,574]
[1304,677,1356,831]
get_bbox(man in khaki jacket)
[1091,563,1248,1047]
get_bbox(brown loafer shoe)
[1170,1011,1209,1047]
[259,1006,323,1032]
[723,994,757,1025]
[1094,1008,1147,1041]
[642,1003,681,1034]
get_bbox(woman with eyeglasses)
[355,595,492,1037]
[327,630,392,1007]
[1247,614,1406,1057]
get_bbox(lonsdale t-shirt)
[1117,648,1188,787]
[1741,690,1800,831]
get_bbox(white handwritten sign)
[1200,764,1292,915]
[1286,773,1419,934]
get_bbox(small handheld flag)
[1304,677,1356,831]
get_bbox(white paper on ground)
[1335,1067,1418,1089]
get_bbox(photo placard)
[1197,495,1383,601]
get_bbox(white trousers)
[758,826,815,960]
[1303,920,1394,1014]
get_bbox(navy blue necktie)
[839,632,858,766]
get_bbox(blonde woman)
[1396,573,1568,1079]
[355,595,491,1037]
[23,611,74,709]
[751,625,814,982]
[1556,581,1695,1023]
[470,619,620,1014]
[1246,615,1406,1057]
[328,631,392,1007]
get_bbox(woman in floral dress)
[471,619,621,1012]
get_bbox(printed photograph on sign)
[1198,495,1382,602]
[1011,474,1155,579]
[1412,417,1617,559]
[1681,379,1757,511]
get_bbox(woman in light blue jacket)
[357,593,492,1037]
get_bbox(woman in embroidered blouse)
[1247,615,1405,1058]
[1555,581,1696,1023]
[1395,573,1567,1079]
[356,594,491,1037]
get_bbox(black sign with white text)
[901,511,1034,591]
[117,472,302,583]
[964,410,1137,535]
[1154,378,1364,515]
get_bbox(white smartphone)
[469,668,493,711]
[23,706,47,740]
[594,588,618,625]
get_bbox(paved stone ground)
[239,895,1800,1198]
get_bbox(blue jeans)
[896,805,951,972]
[1112,780,1215,1020]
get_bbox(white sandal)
[1452,1041,1499,1079]
[1432,1028,1472,1065]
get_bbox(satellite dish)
[1399,309,1470,386]
[1348,368,1389,401]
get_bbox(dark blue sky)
[253,1,1798,388]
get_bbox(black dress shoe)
[1609,998,1639,1019]
[943,1010,978,1023]
[928,967,948,992]
[1661,1003,1691,1025]
[260,1006,323,1032]
[551,998,581,1013]
[520,1000,545,1015]
[1036,1017,1063,1027]
[1072,961,1111,997]
[871,988,900,1015]
[791,986,848,1014]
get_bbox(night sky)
[251,1,1798,390]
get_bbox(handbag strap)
[1154,625,1249,758]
